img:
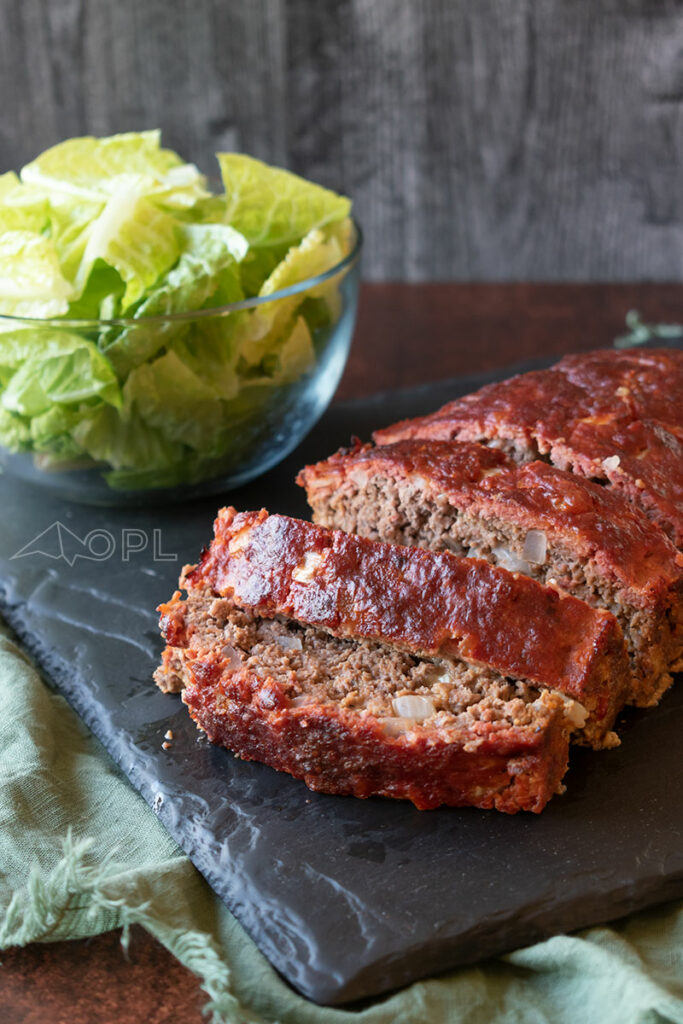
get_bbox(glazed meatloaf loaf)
[155,509,632,814]
[156,582,571,813]
[372,348,683,546]
[299,439,683,708]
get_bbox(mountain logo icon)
[10,522,115,566]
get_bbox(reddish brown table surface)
[2,283,681,1024]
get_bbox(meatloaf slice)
[372,348,683,546]
[159,507,630,749]
[298,439,683,708]
[155,583,571,813]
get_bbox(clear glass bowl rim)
[0,218,363,330]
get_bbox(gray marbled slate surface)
[0,361,681,1005]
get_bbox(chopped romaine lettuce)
[271,316,315,381]
[21,130,209,208]
[124,348,226,451]
[0,406,31,450]
[235,227,344,367]
[1,332,120,416]
[49,194,105,286]
[0,173,50,235]
[72,403,180,474]
[76,189,181,309]
[101,223,248,375]
[0,231,74,318]
[218,153,350,248]
[0,131,354,490]
[30,405,85,459]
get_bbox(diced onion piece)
[522,529,547,565]
[440,537,461,554]
[276,635,303,651]
[425,661,453,684]
[602,454,620,473]
[292,550,325,583]
[381,716,417,736]
[289,694,310,708]
[306,471,338,490]
[392,695,435,720]
[221,644,243,670]
[439,536,461,554]
[551,690,589,729]
[491,546,532,575]
[466,547,482,559]
[565,701,589,729]
[348,467,369,487]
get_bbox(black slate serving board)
[1,355,682,1007]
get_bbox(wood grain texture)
[1,0,683,280]
[336,280,683,398]
[0,926,206,1024]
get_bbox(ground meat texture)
[298,440,683,709]
[175,508,631,748]
[372,348,683,547]
[155,586,572,814]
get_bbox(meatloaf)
[372,348,683,546]
[156,582,571,813]
[156,508,630,766]
[299,439,683,708]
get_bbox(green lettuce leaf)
[235,226,345,367]
[0,406,31,451]
[47,194,104,285]
[72,403,179,473]
[184,192,228,224]
[123,348,226,451]
[0,327,92,367]
[0,173,50,234]
[21,130,208,209]
[29,405,84,458]
[101,223,248,375]
[0,172,21,202]
[0,231,74,318]
[170,322,241,401]
[65,260,125,320]
[218,153,350,247]
[133,223,247,311]
[75,188,180,309]
[270,315,314,381]
[0,331,120,416]
[0,132,354,491]
[238,244,289,297]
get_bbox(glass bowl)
[0,222,362,505]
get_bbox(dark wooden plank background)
[2,0,683,281]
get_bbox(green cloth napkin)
[0,620,682,1024]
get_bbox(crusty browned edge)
[297,439,683,708]
[179,645,570,814]
[297,439,683,604]
[154,584,572,812]
[185,508,630,748]
[370,348,683,547]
